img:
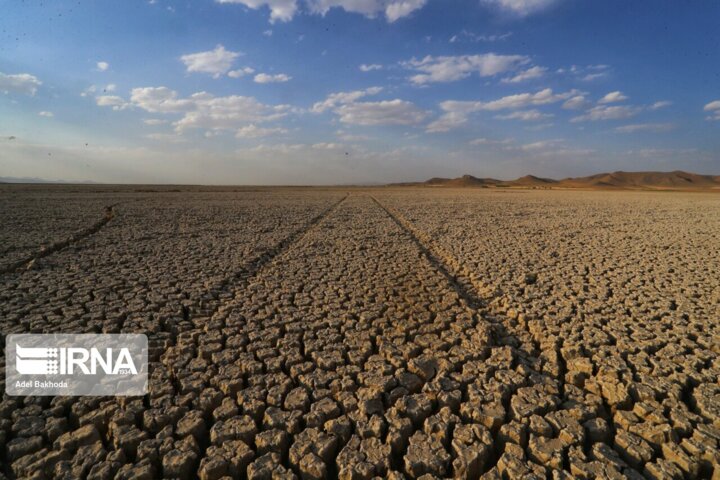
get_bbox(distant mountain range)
[392,171,720,191]
[0,177,99,184]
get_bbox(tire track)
[183,193,350,319]
[370,194,716,477]
[369,195,527,348]
[157,193,349,386]
[370,194,565,475]
[0,204,117,275]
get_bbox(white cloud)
[248,142,306,153]
[704,100,720,120]
[446,88,580,112]
[254,73,292,83]
[504,139,595,158]
[96,61,109,72]
[598,91,628,104]
[571,105,641,122]
[263,29,273,36]
[96,95,130,110]
[228,67,255,78]
[425,112,469,133]
[81,85,97,97]
[582,72,608,81]
[128,87,193,113]
[450,30,512,43]
[311,87,425,126]
[170,94,289,132]
[0,72,42,96]
[614,123,676,133]
[143,118,168,125]
[217,0,426,22]
[360,64,383,72]
[562,95,589,110]
[335,99,428,125]
[428,88,579,131]
[307,0,427,22]
[515,139,563,151]
[482,0,558,16]
[649,100,671,110]
[38,111,54,117]
[181,45,241,78]
[235,124,288,138]
[384,0,426,21]
[312,87,383,113]
[82,84,116,97]
[559,64,610,82]
[311,142,343,149]
[402,53,529,84]
[469,138,514,146]
[97,86,290,134]
[625,147,698,158]
[495,109,552,121]
[502,65,546,83]
[215,0,298,22]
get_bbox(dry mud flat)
[0,186,719,479]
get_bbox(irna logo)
[6,334,148,396]
[15,344,138,375]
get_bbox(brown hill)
[398,171,720,190]
[426,174,502,187]
[559,171,720,190]
[509,175,558,186]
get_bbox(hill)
[399,171,720,191]
[508,175,558,187]
[559,171,720,189]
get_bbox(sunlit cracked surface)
[1,185,718,479]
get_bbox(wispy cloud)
[181,45,241,78]
[216,0,427,23]
[450,30,512,43]
[571,105,641,122]
[502,66,547,83]
[704,100,720,121]
[482,0,560,16]
[0,71,42,96]
[235,124,288,138]
[614,123,676,133]
[312,87,426,126]
[598,91,628,104]
[428,88,579,132]
[96,86,291,136]
[359,64,383,72]
[495,109,553,121]
[254,73,292,83]
[649,100,672,110]
[402,53,530,84]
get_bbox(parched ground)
[0,185,718,479]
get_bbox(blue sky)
[1,0,719,184]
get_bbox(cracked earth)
[0,185,718,479]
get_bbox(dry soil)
[0,185,718,479]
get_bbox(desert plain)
[0,184,718,479]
